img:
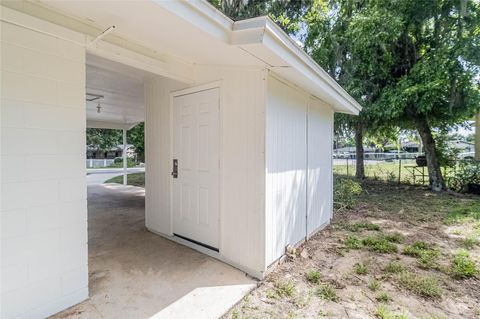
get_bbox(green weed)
[384,261,408,274]
[362,235,398,253]
[368,280,381,291]
[451,250,478,279]
[444,202,480,225]
[354,262,368,275]
[343,222,380,232]
[345,234,362,249]
[315,283,338,301]
[376,292,392,303]
[463,236,479,250]
[396,271,442,298]
[403,241,440,269]
[274,280,296,298]
[306,270,321,284]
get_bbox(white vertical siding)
[145,67,267,277]
[307,98,334,235]
[1,8,87,319]
[265,75,308,265]
[145,77,184,235]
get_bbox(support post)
[123,128,127,185]
[475,112,480,161]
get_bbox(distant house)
[448,140,474,152]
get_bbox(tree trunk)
[415,118,444,191]
[355,121,365,179]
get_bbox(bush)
[445,160,480,193]
[451,250,478,279]
[334,178,362,210]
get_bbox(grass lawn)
[105,172,145,187]
[224,178,480,319]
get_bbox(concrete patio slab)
[51,183,256,319]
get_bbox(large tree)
[86,124,145,163]
[303,0,480,188]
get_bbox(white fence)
[86,158,115,168]
[333,152,423,161]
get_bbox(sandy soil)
[224,182,480,319]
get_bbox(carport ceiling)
[86,54,151,128]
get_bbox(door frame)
[169,80,222,251]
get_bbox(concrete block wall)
[1,11,88,318]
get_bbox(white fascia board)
[231,16,361,115]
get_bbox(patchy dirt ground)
[224,180,480,319]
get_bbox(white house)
[0,1,361,318]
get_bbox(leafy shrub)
[445,160,480,193]
[306,270,321,284]
[451,250,478,279]
[334,178,362,210]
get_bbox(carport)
[52,182,253,319]
[58,54,255,318]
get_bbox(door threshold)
[173,233,219,252]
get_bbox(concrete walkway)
[51,184,255,319]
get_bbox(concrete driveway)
[86,167,145,185]
[51,183,255,319]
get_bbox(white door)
[172,88,220,250]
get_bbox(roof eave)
[231,16,361,115]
